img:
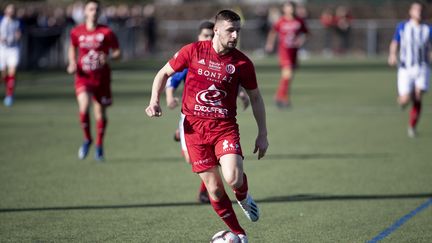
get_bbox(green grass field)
[0,57,431,242]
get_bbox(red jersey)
[70,24,119,86]
[169,40,257,119]
[273,16,308,50]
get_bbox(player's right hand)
[388,54,398,67]
[146,103,162,117]
[67,62,77,74]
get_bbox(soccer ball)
[210,230,240,243]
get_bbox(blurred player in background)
[166,20,250,203]
[146,10,268,242]
[67,0,121,161]
[0,4,22,107]
[265,1,309,108]
[388,1,431,138]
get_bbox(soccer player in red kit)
[146,10,268,242]
[265,1,309,108]
[67,0,121,161]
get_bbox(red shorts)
[278,48,298,68]
[182,116,243,173]
[75,70,112,106]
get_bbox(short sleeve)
[70,29,78,47]
[393,22,405,43]
[168,43,193,72]
[240,60,258,90]
[107,30,120,49]
[273,19,281,32]
[299,19,309,34]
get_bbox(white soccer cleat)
[238,234,248,243]
[237,194,259,222]
[408,127,417,138]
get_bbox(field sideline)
[0,57,431,242]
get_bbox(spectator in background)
[320,7,333,56]
[0,4,22,107]
[143,4,157,54]
[334,5,352,54]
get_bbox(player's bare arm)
[388,40,399,66]
[265,29,277,53]
[245,88,268,160]
[67,44,77,74]
[238,87,250,111]
[295,32,310,48]
[146,62,176,117]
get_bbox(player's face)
[409,3,424,21]
[198,28,214,41]
[4,4,15,17]
[84,2,100,23]
[283,3,295,16]
[214,20,241,50]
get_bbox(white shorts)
[179,113,187,153]
[397,65,430,96]
[0,45,20,70]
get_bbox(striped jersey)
[393,20,432,67]
[0,16,21,47]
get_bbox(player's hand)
[388,54,398,67]
[253,134,268,160]
[238,91,250,111]
[146,102,163,117]
[265,43,274,54]
[67,62,77,74]
[99,52,107,66]
[166,96,180,109]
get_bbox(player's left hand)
[253,134,268,160]
[146,102,162,117]
[238,91,250,110]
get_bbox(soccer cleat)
[3,96,13,107]
[237,194,260,222]
[95,146,105,161]
[197,191,210,204]
[275,99,291,109]
[238,234,248,243]
[78,140,92,160]
[408,127,417,138]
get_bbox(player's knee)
[225,172,243,189]
[398,96,410,105]
[206,184,224,200]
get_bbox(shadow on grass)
[1,193,430,213]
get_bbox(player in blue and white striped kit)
[388,1,431,138]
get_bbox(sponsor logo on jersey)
[197,68,233,84]
[78,34,103,49]
[208,60,222,71]
[226,64,236,74]
[195,84,226,106]
[198,59,206,65]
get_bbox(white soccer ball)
[210,230,240,243]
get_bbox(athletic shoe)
[408,127,417,138]
[3,96,13,107]
[237,194,260,222]
[238,234,248,243]
[78,140,92,160]
[197,191,210,204]
[275,99,291,109]
[95,146,104,161]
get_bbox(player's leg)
[408,67,429,137]
[275,49,296,108]
[93,100,107,161]
[396,68,411,108]
[199,167,246,235]
[77,91,93,159]
[219,154,259,222]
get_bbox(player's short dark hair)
[215,10,241,23]
[284,1,297,9]
[199,21,215,31]
[411,0,426,8]
[85,0,100,6]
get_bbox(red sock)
[199,181,207,193]
[209,193,245,235]
[5,75,15,97]
[79,112,92,142]
[96,118,107,146]
[276,78,290,101]
[409,100,422,128]
[233,173,248,201]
